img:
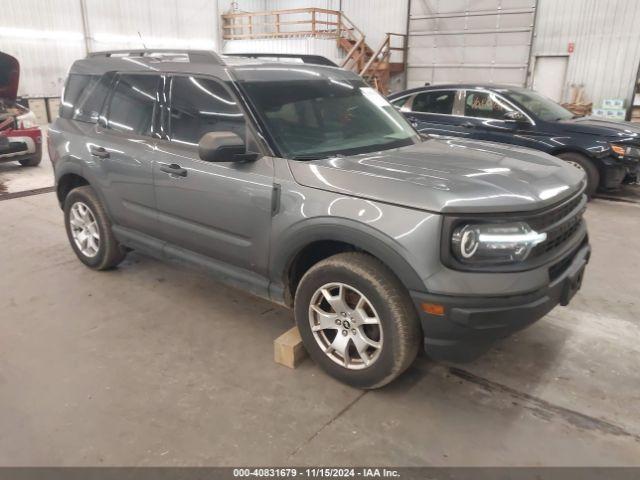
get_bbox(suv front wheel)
[294,252,421,389]
[64,185,127,270]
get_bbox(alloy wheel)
[69,201,100,258]
[308,282,383,370]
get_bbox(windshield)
[505,89,574,121]
[239,78,420,159]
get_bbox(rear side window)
[60,74,97,119]
[169,76,245,146]
[104,74,160,136]
[464,91,510,119]
[412,91,455,115]
[66,74,113,123]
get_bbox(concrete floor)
[1,139,639,465]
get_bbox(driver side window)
[169,76,245,146]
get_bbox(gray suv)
[49,50,590,389]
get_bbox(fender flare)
[270,217,426,296]
[55,160,111,217]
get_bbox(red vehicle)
[0,51,42,166]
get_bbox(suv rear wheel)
[64,185,126,270]
[294,252,421,389]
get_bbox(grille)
[529,193,586,259]
[0,142,29,154]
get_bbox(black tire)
[556,152,599,198]
[294,252,421,389]
[18,150,42,167]
[64,185,126,270]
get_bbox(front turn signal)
[422,303,445,316]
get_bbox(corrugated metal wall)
[0,1,86,97]
[0,0,221,97]
[530,0,640,108]
[84,0,219,51]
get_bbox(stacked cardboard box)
[631,89,640,123]
[592,98,627,122]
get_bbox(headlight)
[610,143,640,159]
[451,222,547,265]
[20,119,37,129]
[17,112,38,129]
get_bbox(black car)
[388,85,640,196]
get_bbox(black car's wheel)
[556,152,599,198]
[18,149,42,167]
[294,252,421,389]
[64,185,126,270]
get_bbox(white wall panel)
[84,0,219,51]
[1,0,221,97]
[0,0,86,97]
[530,0,640,109]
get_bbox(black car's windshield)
[505,89,574,121]
[240,78,420,159]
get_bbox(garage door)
[407,0,537,88]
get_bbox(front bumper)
[410,240,591,363]
[600,155,640,188]
[0,128,41,163]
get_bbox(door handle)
[90,146,110,158]
[461,122,476,129]
[159,163,188,177]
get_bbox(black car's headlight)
[610,143,640,159]
[451,222,547,265]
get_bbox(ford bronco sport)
[49,50,590,389]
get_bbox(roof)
[388,83,527,98]
[69,50,346,81]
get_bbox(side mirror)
[198,131,258,162]
[503,110,528,124]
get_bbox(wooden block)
[274,326,307,369]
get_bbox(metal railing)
[360,33,407,77]
[221,8,407,93]
[222,8,342,40]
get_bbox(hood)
[557,117,640,141]
[0,51,19,100]
[288,138,585,214]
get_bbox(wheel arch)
[549,146,603,169]
[271,219,425,307]
[56,170,90,208]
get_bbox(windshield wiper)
[291,153,347,161]
[290,154,328,160]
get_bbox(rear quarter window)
[60,74,97,119]
[62,73,113,123]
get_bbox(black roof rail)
[224,53,337,67]
[88,49,224,65]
